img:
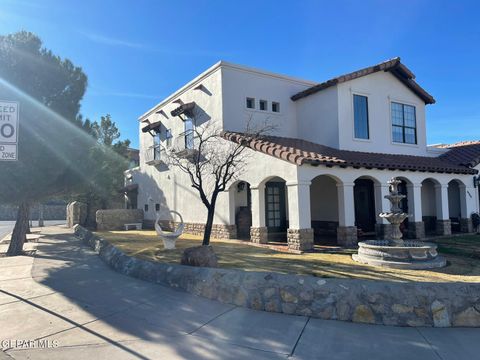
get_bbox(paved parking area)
[0,226,479,359]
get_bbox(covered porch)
[227,169,477,251]
[223,133,478,251]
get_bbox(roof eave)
[291,58,435,105]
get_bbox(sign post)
[0,100,19,161]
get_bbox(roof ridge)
[440,140,480,148]
[290,57,435,104]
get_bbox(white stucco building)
[124,58,480,250]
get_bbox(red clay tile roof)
[291,57,435,104]
[223,132,476,174]
[439,141,480,168]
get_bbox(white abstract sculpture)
[155,211,184,249]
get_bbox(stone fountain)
[352,177,446,269]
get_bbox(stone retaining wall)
[96,209,144,231]
[150,220,237,239]
[74,225,480,328]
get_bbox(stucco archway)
[228,180,252,240]
[448,179,466,233]
[421,178,440,235]
[310,174,340,244]
[262,176,288,242]
[353,176,380,236]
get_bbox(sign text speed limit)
[0,101,19,161]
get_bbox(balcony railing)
[144,145,164,165]
[172,130,198,158]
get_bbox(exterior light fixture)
[237,181,246,192]
[474,176,480,188]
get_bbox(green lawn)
[95,230,480,283]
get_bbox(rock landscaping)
[75,225,480,327]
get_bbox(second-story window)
[272,102,280,113]
[184,118,194,150]
[246,97,255,109]
[165,129,172,147]
[259,100,267,111]
[391,102,417,144]
[353,94,369,139]
[153,133,161,160]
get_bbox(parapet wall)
[74,225,480,327]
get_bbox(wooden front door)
[354,179,376,232]
[265,182,287,233]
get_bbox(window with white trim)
[391,102,417,144]
[246,97,255,109]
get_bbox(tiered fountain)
[352,177,446,269]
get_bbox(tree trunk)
[202,207,215,246]
[38,203,44,227]
[7,202,30,256]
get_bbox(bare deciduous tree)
[167,115,274,246]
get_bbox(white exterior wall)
[131,61,478,230]
[220,64,313,137]
[296,86,339,148]
[336,71,430,156]
[137,67,224,224]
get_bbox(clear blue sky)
[1,0,479,148]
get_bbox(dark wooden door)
[265,182,287,233]
[354,179,376,232]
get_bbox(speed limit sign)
[0,100,19,161]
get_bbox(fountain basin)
[352,240,446,269]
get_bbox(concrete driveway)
[0,227,479,359]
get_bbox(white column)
[286,181,311,229]
[407,183,423,222]
[435,183,450,220]
[337,182,355,227]
[459,184,468,218]
[227,189,236,226]
[250,185,265,227]
[465,185,478,216]
[375,184,391,224]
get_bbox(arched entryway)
[448,180,463,233]
[310,175,339,244]
[421,178,439,235]
[264,177,288,242]
[230,180,252,240]
[353,177,377,237]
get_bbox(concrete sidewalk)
[0,227,478,359]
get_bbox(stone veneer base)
[408,221,426,240]
[155,220,237,239]
[287,228,314,251]
[436,219,452,236]
[337,226,358,247]
[460,218,473,233]
[75,225,480,328]
[250,226,268,244]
